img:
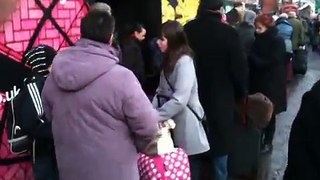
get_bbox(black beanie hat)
[200,0,224,11]
[24,45,57,77]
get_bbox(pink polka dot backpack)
[138,120,191,180]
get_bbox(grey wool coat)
[153,55,210,155]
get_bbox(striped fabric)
[24,45,57,77]
[26,81,44,123]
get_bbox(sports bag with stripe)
[7,76,46,154]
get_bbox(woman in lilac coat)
[42,11,159,180]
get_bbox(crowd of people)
[2,1,320,180]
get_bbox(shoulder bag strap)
[163,74,203,122]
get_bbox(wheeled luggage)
[292,47,308,75]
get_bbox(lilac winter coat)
[42,38,159,180]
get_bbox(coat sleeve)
[298,21,305,45]
[228,30,249,100]
[122,72,159,152]
[20,91,53,139]
[157,56,195,121]
[250,38,285,69]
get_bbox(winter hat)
[244,10,256,25]
[201,0,224,11]
[24,44,57,77]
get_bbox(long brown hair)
[161,20,193,75]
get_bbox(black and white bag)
[6,79,45,154]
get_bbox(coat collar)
[255,26,278,39]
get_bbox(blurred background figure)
[249,14,287,154]
[120,23,147,85]
[226,2,246,27]
[275,13,293,81]
[237,10,256,57]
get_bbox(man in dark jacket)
[284,80,320,180]
[19,45,59,180]
[184,1,249,179]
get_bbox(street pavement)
[259,51,320,180]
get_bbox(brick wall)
[0,0,87,62]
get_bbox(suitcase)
[286,60,293,82]
[292,48,308,75]
[138,148,191,180]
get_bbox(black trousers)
[262,114,276,145]
[34,155,59,180]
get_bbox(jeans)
[189,155,202,180]
[212,155,228,180]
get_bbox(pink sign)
[0,0,88,62]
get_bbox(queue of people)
[1,1,320,180]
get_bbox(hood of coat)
[51,38,119,91]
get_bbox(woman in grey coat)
[153,20,210,180]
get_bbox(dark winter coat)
[237,22,255,57]
[184,11,249,155]
[284,80,320,180]
[18,75,58,179]
[249,27,287,114]
[120,37,146,85]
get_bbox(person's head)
[243,10,256,25]
[197,0,224,15]
[80,11,115,45]
[25,45,57,77]
[157,20,192,74]
[288,11,297,18]
[255,14,274,34]
[234,2,245,12]
[124,23,146,41]
[89,2,112,15]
